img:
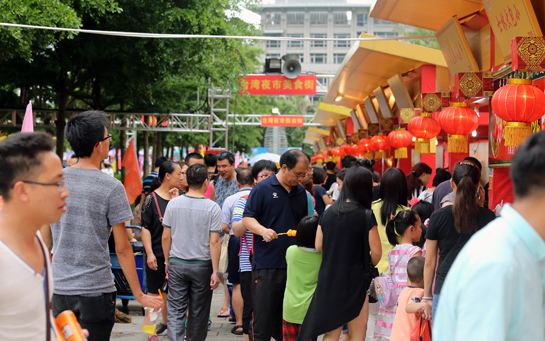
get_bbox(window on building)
[295,53,304,63]
[287,13,305,25]
[334,34,350,48]
[264,13,281,25]
[287,34,304,48]
[310,53,327,64]
[334,12,351,25]
[356,31,366,37]
[266,54,280,59]
[310,34,327,47]
[374,18,396,25]
[357,13,368,26]
[333,53,346,64]
[374,31,398,38]
[265,33,281,48]
[310,12,328,25]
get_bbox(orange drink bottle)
[56,310,87,341]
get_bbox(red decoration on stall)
[350,144,363,156]
[340,144,351,155]
[491,78,545,146]
[388,128,413,158]
[330,147,341,157]
[407,113,441,154]
[358,137,374,159]
[438,102,479,153]
[371,134,390,159]
[322,151,328,160]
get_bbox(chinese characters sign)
[261,115,305,127]
[240,75,317,95]
[482,0,542,61]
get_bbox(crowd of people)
[1,109,545,341]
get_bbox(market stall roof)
[312,102,353,126]
[304,127,330,145]
[369,0,483,31]
[324,32,448,110]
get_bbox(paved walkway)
[111,287,241,341]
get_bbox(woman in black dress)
[297,166,382,341]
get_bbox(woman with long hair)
[423,162,495,319]
[297,167,382,341]
[406,163,432,200]
[356,159,381,201]
[141,160,184,335]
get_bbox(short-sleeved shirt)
[431,180,453,211]
[390,287,424,341]
[51,167,133,295]
[215,175,239,210]
[314,185,327,217]
[163,195,221,262]
[243,173,308,270]
[426,205,496,294]
[233,196,253,273]
[141,193,169,258]
[435,204,545,341]
[323,173,337,191]
[142,171,158,194]
[221,188,252,235]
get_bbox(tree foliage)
[395,26,440,50]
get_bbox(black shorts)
[145,256,166,294]
[228,236,241,284]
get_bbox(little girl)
[283,215,322,341]
[374,210,422,340]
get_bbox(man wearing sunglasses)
[41,111,162,341]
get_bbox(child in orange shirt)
[390,256,431,341]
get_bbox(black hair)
[452,162,481,234]
[295,215,319,248]
[204,153,217,167]
[251,160,277,180]
[432,168,452,187]
[325,161,337,171]
[378,168,408,226]
[0,132,54,201]
[356,158,375,172]
[511,131,545,198]
[280,149,309,169]
[406,162,432,198]
[341,155,357,169]
[154,156,168,168]
[411,201,434,224]
[463,156,482,171]
[217,151,235,165]
[407,256,425,282]
[186,163,209,190]
[331,166,373,214]
[177,161,188,169]
[186,152,204,163]
[336,169,347,181]
[312,168,327,184]
[149,161,179,193]
[237,168,254,186]
[65,111,108,158]
[386,210,419,246]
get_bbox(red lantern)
[491,78,545,146]
[340,144,351,155]
[358,137,375,159]
[371,134,390,159]
[388,129,413,158]
[350,144,363,156]
[438,102,479,153]
[407,113,441,153]
[330,147,341,156]
[322,151,328,160]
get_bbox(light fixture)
[335,93,343,102]
[272,108,279,114]
[472,130,477,137]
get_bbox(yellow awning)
[324,32,448,110]
[304,127,330,145]
[312,102,353,126]
[369,0,483,31]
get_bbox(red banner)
[261,115,304,127]
[240,75,317,95]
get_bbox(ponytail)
[385,210,418,246]
[452,163,481,234]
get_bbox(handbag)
[410,318,432,341]
[218,235,230,273]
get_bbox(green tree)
[395,26,440,50]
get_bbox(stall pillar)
[489,167,513,210]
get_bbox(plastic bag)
[410,318,432,341]
[142,307,161,335]
[219,235,230,273]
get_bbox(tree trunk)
[143,130,150,176]
[157,132,163,158]
[152,133,158,162]
[120,115,127,183]
[55,92,69,160]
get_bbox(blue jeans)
[432,294,440,320]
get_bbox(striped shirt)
[233,196,252,272]
[142,171,158,194]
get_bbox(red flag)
[122,139,142,205]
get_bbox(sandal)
[231,325,243,336]
[208,316,212,329]
[217,306,230,317]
